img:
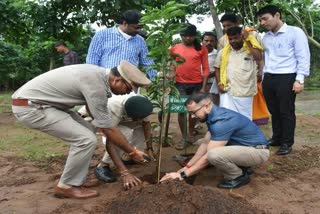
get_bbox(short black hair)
[201,32,216,41]
[220,13,239,24]
[185,92,211,106]
[256,5,281,18]
[118,10,141,24]
[54,41,67,48]
[180,24,202,51]
[180,24,197,36]
[226,26,242,37]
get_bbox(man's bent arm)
[102,127,134,153]
[105,141,127,172]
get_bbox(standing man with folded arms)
[12,61,151,199]
[256,5,310,155]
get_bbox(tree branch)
[287,9,308,34]
[308,10,314,38]
[208,0,223,39]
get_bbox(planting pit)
[105,181,261,214]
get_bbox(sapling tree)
[140,1,188,182]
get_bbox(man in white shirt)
[202,32,219,105]
[256,5,310,155]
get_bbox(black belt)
[264,73,296,77]
[254,145,269,149]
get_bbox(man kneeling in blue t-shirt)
[161,92,269,189]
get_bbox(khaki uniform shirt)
[12,64,113,128]
[108,92,151,127]
[214,47,258,97]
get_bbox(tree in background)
[1,0,319,90]
[0,0,192,90]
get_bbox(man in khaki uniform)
[215,27,263,120]
[11,60,151,199]
[78,93,156,182]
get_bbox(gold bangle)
[129,147,138,156]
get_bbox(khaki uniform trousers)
[12,106,97,186]
[207,146,269,179]
[102,120,145,165]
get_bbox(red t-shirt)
[170,43,209,83]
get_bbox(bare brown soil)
[1,113,320,214]
[105,181,261,214]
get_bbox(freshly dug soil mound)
[105,181,261,214]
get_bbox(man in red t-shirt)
[170,24,209,149]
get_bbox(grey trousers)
[207,146,269,179]
[12,106,97,186]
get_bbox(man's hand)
[257,74,262,83]
[121,173,141,190]
[130,149,150,164]
[292,81,304,94]
[160,172,182,182]
[241,29,249,40]
[218,84,226,93]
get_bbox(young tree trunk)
[208,0,223,39]
[49,55,55,70]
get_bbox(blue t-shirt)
[207,105,267,146]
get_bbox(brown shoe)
[81,179,100,188]
[54,186,99,199]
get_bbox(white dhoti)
[220,92,253,120]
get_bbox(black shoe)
[240,167,254,176]
[217,173,250,189]
[276,144,292,155]
[267,138,281,147]
[94,166,116,182]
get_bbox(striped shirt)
[64,50,80,65]
[86,26,157,80]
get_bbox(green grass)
[0,91,13,113]
[0,122,67,163]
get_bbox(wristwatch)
[296,80,304,84]
[180,171,187,179]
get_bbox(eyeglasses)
[188,104,205,116]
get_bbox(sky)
[187,14,215,33]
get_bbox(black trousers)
[262,73,296,146]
